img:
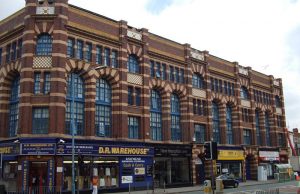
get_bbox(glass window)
[175,67,179,83]
[104,48,110,66]
[111,50,118,68]
[65,73,85,136]
[212,102,220,143]
[156,62,161,78]
[150,90,162,141]
[95,79,111,137]
[195,124,205,143]
[128,116,139,139]
[240,86,249,100]
[84,42,92,62]
[278,133,285,147]
[162,63,167,80]
[32,107,49,134]
[243,129,251,145]
[171,94,181,141]
[127,54,139,73]
[275,96,281,107]
[11,42,16,61]
[179,69,184,84]
[255,110,261,146]
[6,44,10,63]
[67,38,75,58]
[128,86,133,105]
[169,66,174,81]
[192,74,204,89]
[265,112,271,146]
[34,72,41,94]
[226,105,233,144]
[135,88,141,106]
[44,72,51,94]
[76,40,83,60]
[9,76,20,137]
[36,33,52,56]
[150,61,155,78]
[277,115,282,127]
[96,46,102,65]
[17,39,22,58]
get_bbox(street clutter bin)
[204,180,212,194]
[215,178,224,194]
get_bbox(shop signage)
[0,144,19,155]
[155,147,191,157]
[218,150,244,160]
[47,159,54,191]
[57,144,97,155]
[259,151,279,161]
[99,146,153,156]
[22,161,29,192]
[21,143,56,155]
[121,176,133,183]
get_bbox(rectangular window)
[156,62,161,78]
[278,133,285,147]
[180,69,184,84]
[170,66,174,81]
[67,38,75,58]
[243,129,251,145]
[104,48,110,66]
[210,78,214,91]
[17,39,22,58]
[11,42,17,61]
[128,86,134,105]
[84,42,92,62]
[111,50,118,68]
[219,79,223,93]
[150,61,155,78]
[231,83,235,96]
[162,63,167,80]
[242,108,251,123]
[193,99,197,114]
[96,45,102,65]
[44,72,51,94]
[175,67,179,83]
[277,115,282,127]
[32,107,49,134]
[76,40,83,60]
[224,81,228,95]
[6,44,11,63]
[128,116,139,139]
[135,88,141,106]
[195,124,205,143]
[34,72,41,94]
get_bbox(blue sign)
[47,159,55,192]
[21,143,56,155]
[22,161,29,192]
[56,144,99,155]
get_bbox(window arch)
[255,110,261,145]
[192,73,205,89]
[127,54,139,73]
[36,33,52,56]
[171,93,181,141]
[240,86,249,100]
[95,79,111,137]
[265,111,271,146]
[9,76,20,137]
[275,95,281,107]
[150,90,162,141]
[226,104,233,144]
[212,101,220,143]
[65,73,85,136]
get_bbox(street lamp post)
[71,65,106,194]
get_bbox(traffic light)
[204,141,218,160]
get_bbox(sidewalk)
[105,180,278,194]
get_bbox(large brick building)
[0,0,288,192]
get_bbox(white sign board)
[135,167,145,175]
[121,176,133,184]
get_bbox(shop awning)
[275,164,292,170]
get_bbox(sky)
[0,0,299,129]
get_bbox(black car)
[216,174,239,188]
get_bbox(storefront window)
[221,162,242,179]
[63,157,119,191]
[1,161,18,190]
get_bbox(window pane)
[36,34,52,56]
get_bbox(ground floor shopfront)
[0,138,193,192]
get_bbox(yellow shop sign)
[218,150,244,160]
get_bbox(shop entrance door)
[195,163,205,185]
[29,162,48,194]
[246,157,251,180]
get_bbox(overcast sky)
[0,0,299,129]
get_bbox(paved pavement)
[106,180,278,194]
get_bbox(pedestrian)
[92,176,98,194]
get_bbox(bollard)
[203,180,212,194]
[215,179,224,194]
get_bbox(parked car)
[216,174,239,188]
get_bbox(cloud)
[146,0,175,14]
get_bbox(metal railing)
[7,186,62,194]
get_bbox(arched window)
[265,112,271,146]
[95,79,111,137]
[9,76,20,137]
[171,93,181,141]
[192,73,205,89]
[127,54,139,73]
[36,33,52,56]
[150,90,162,141]
[226,105,233,144]
[240,86,249,100]
[65,73,85,136]
[275,95,281,107]
[255,110,261,145]
[212,101,220,143]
